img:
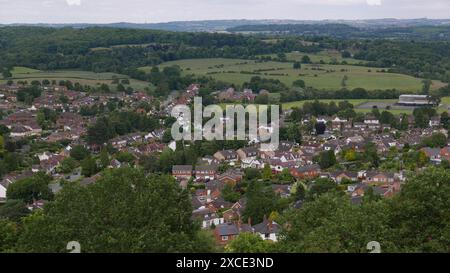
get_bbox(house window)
[221,236,228,241]
[265,234,270,239]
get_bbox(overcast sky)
[0,0,449,24]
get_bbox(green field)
[263,50,366,65]
[441,96,450,105]
[439,96,450,113]
[282,99,415,115]
[282,99,398,109]
[147,58,442,92]
[1,67,152,91]
[10,66,41,74]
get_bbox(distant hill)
[2,18,449,32]
[227,23,450,40]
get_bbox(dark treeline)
[280,87,407,102]
[1,26,448,94]
[0,26,320,73]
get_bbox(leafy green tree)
[243,181,279,223]
[262,164,272,180]
[399,114,409,130]
[441,111,449,129]
[0,199,30,222]
[99,148,110,169]
[117,83,125,92]
[81,156,98,177]
[17,85,41,103]
[278,167,450,253]
[277,192,393,253]
[0,135,5,151]
[255,93,269,105]
[421,79,432,95]
[380,111,397,127]
[293,62,301,69]
[86,117,115,145]
[301,55,311,64]
[417,150,430,168]
[286,123,302,144]
[59,157,78,174]
[15,168,214,253]
[363,142,380,167]
[292,79,305,88]
[244,168,261,180]
[116,151,135,163]
[139,154,159,172]
[341,51,351,58]
[158,149,176,173]
[344,149,357,162]
[222,184,241,203]
[306,178,338,201]
[0,218,18,252]
[59,95,69,104]
[2,69,12,78]
[225,232,272,253]
[318,150,336,169]
[6,172,54,203]
[422,133,448,148]
[277,168,295,184]
[292,181,306,201]
[70,145,90,161]
[388,167,450,252]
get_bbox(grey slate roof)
[253,219,281,234]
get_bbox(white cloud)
[366,0,382,6]
[66,0,81,6]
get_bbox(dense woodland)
[0,166,448,252]
[0,26,449,86]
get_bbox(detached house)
[329,171,358,184]
[222,199,246,223]
[364,114,380,125]
[331,116,352,131]
[0,181,7,202]
[192,208,224,229]
[217,169,243,185]
[214,222,253,246]
[236,147,258,160]
[421,147,442,163]
[440,146,450,160]
[214,150,238,162]
[290,164,321,179]
[429,116,441,127]
[363,171,396,184]
[253,218,282,242]
[241,158,263,169]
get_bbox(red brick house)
[440,146,450,160]
[195,165,218,181]
[363,171,396,184]
[172,165,193,180]
[214,222,253,246]
[217,170,243,186]
[290,164,321,179]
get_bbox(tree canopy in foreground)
[14,168,215,253]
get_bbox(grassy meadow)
[1,67,152,91]
[148,58,442,92]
